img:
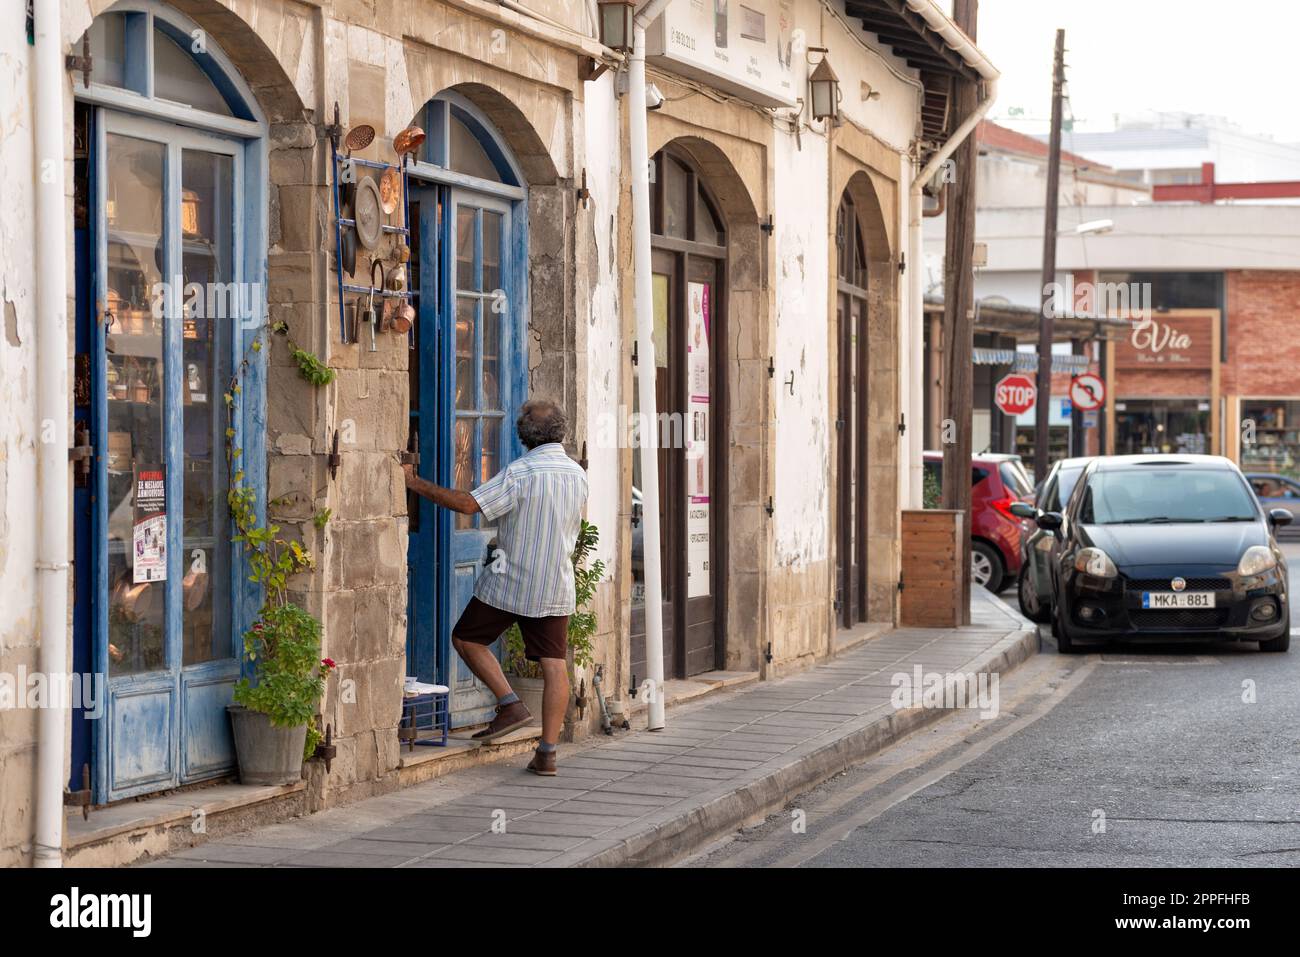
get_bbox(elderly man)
[403,399,588,776]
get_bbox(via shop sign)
[1114,313,1214,371]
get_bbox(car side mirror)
[1009,502,1038,520]
[1036,511,1064,533]
[1269,507,1293,527]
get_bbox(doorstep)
[64,780,307,867]
[396,725,543,787]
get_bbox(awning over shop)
[972,348,1090,373]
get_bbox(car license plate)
[1141,591,1216,609]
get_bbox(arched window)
[84,5,256,122]
[410,94,524,188]
[652,152,726,247]
[72,1,267,803]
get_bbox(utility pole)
[1034,29,1066,482]
[1070,336,1085,456]
[942,0,978,625]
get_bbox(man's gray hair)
[516,399,567,449]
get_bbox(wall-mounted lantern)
[809,56,841,122]
[598,0,636,53]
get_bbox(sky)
[935,0,1300,144]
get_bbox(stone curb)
[571,627,1040,867]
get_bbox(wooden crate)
[900,509,964,627]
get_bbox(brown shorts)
[452,597,569,662]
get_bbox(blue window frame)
[74,1,267,802]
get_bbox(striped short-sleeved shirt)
[471,442,589,618]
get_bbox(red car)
[922,451,1036,592]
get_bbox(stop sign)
[994,373,1036,415]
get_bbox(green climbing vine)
[271,318,336,386]
[225,322,332,760]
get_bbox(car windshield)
[1080,467,1259,525]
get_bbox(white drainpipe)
[904,0,999,506]
[629,0,670,730]
[33,0,72,868]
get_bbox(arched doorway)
[835,190,870,629]
[71,0,268,801]
[631,146,730,680]
[404,91,531,727]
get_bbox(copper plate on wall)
[379,167,401,214]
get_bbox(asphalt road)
[688,544,1300,868]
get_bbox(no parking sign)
[1069,373,1105,412]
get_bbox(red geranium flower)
[321,657,336,670]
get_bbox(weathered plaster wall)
[0,0,43,867]
[769,124,832,666]
[772,125,831,569]
[579,69,623,730]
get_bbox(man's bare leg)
[538,657,569,746]
[452,636,514,702]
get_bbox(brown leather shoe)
[526,748,557,776]
[472,700,532,742]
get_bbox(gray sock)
[537,741,557,753]
[498,692,520,706]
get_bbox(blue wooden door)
[93,111,243,800]
[406,183,523,728]
[405,187,441,685]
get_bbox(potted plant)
[223,326,332,785]
[228,604,335,785]
[502,520,604,715]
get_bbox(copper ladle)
[344,124,375,155]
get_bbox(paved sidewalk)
[143,590,1034,868]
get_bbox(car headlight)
[1074,547,1117,578]
[1237,545,1277,578]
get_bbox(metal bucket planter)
[506,674,545,720]
[227,705,307,786]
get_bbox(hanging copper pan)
[391,301,414,335]
[393,125,426,159]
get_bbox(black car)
[1035,455,1291,653]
